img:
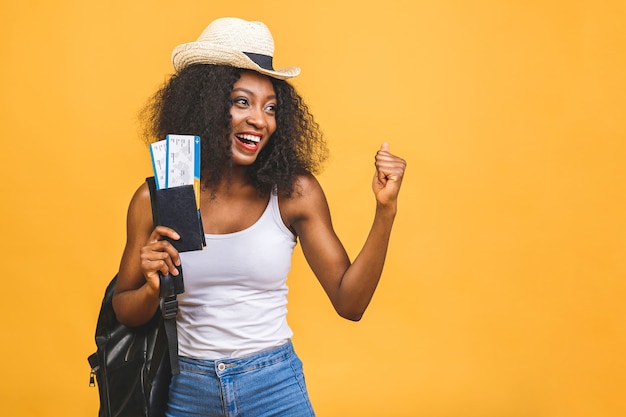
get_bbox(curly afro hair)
[140,64,327,197]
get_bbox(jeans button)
[217,362,226,371]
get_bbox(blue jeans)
[166,341,315,417]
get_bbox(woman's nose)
[246,107,267,128]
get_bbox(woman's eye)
[265,104,277,113]
[233,97,248,106]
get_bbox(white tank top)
[177,192,297,359]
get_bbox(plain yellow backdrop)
[1,1,625,416]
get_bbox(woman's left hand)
[372,142,407,208]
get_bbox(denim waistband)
[178,340,294,377]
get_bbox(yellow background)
[1,1,625,416]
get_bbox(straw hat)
[171,17,300,80]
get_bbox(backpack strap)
[146,176,183,376]
[160,291,181,375]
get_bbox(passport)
[147,134,204,252]
[147,177,205,253]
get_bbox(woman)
[113,17,406,417]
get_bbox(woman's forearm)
[113,279,161,327]
[333,203,397,320]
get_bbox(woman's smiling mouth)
[235,133,261,151]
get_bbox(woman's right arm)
[112,182,181,327]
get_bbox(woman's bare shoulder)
[126,181,153,230]
[279,173,329,227]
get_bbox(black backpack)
[88,177,202,417]
[87,274,177,417]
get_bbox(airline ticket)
[150,134,201,209]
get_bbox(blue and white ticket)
[149,140,167,189]
[165,134,201,207]
[150,134,201,206]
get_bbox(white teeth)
[237,134,260,143]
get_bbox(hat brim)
[172,42,300,80]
